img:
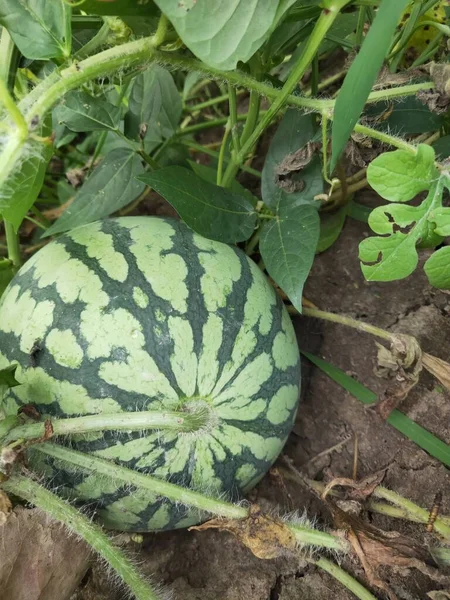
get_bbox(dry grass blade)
[422,352,450,392]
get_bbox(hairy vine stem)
[0,29,432,198]
[31,441,346,551]
[2,474,162,600]
[1,407,211,444]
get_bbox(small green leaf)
[154,0,296,70]
[0,118,53,231]
[44,149,145,236]
[0,364,20,390]
[432,135,450,161]
[424,247,450,290]
[139,167,256,243]
[330,0,410,170]
[262,109,323,209]
[0,0,71,60]
[54,91,122,132]
[302,351,450,467]
[260,204,319,312]
[347,201,370,223]
[125,65,182,152]
[316,206,347,253]
[367,145,437,202]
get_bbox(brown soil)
[69,186,450,600]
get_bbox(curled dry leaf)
[331,504,450,600]
[274,141,321,193]
[375,334,423,419]
[189,504,296,560]
[0,489,12,525]
[322,469,387,502]
[417,63,450,115]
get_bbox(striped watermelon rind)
[0,217,300,531]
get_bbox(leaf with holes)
[262,109,323,210]
[153,0,297,70]
[260,204,320,312]
[359,146,449,282]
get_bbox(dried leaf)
[375,334,423,418]
[331,504,450,599]
[322,470,386,502]
[0,490,12,525]
[0,507,91,600]
[189,504,296,559]
[274,141,321,193]
[428,591,450,600]
[423,352,450,392]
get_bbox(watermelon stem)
[1,474,164,600]
[2,407,211,444]
[32,442,347,552]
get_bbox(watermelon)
[0,217,300,531]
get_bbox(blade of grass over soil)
[302,351,450,467]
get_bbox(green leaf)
[0,118,53,231]
[260,204,319,312]
[0,0,71,60]
[188,161,258,207]
[316,206,347,253]
[360,145,448,282]
[359,178,445,281]
[139,167,256,243]
[44,149,145,237]
[330,0,410,170]
[302,351,450,468]
[125,65,182,152]
[0,260,14,299]
[432,135,450,161]
[125,65,182,142]
[81,0,159,16]
[428,205,450,236]
[347,201,370,223]
[54,91,122,132]
[262,109,323,209]
[0,364,20,390]
[154,0,297,70]
[424,247,450,290]
[364,97,443,135]
[367,145,437,202]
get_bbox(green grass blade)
[302,351,450,467]
[330,0,410,171]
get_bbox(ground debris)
[0,507,91,600]
[331,504,450,600]
[189,504,296,559]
